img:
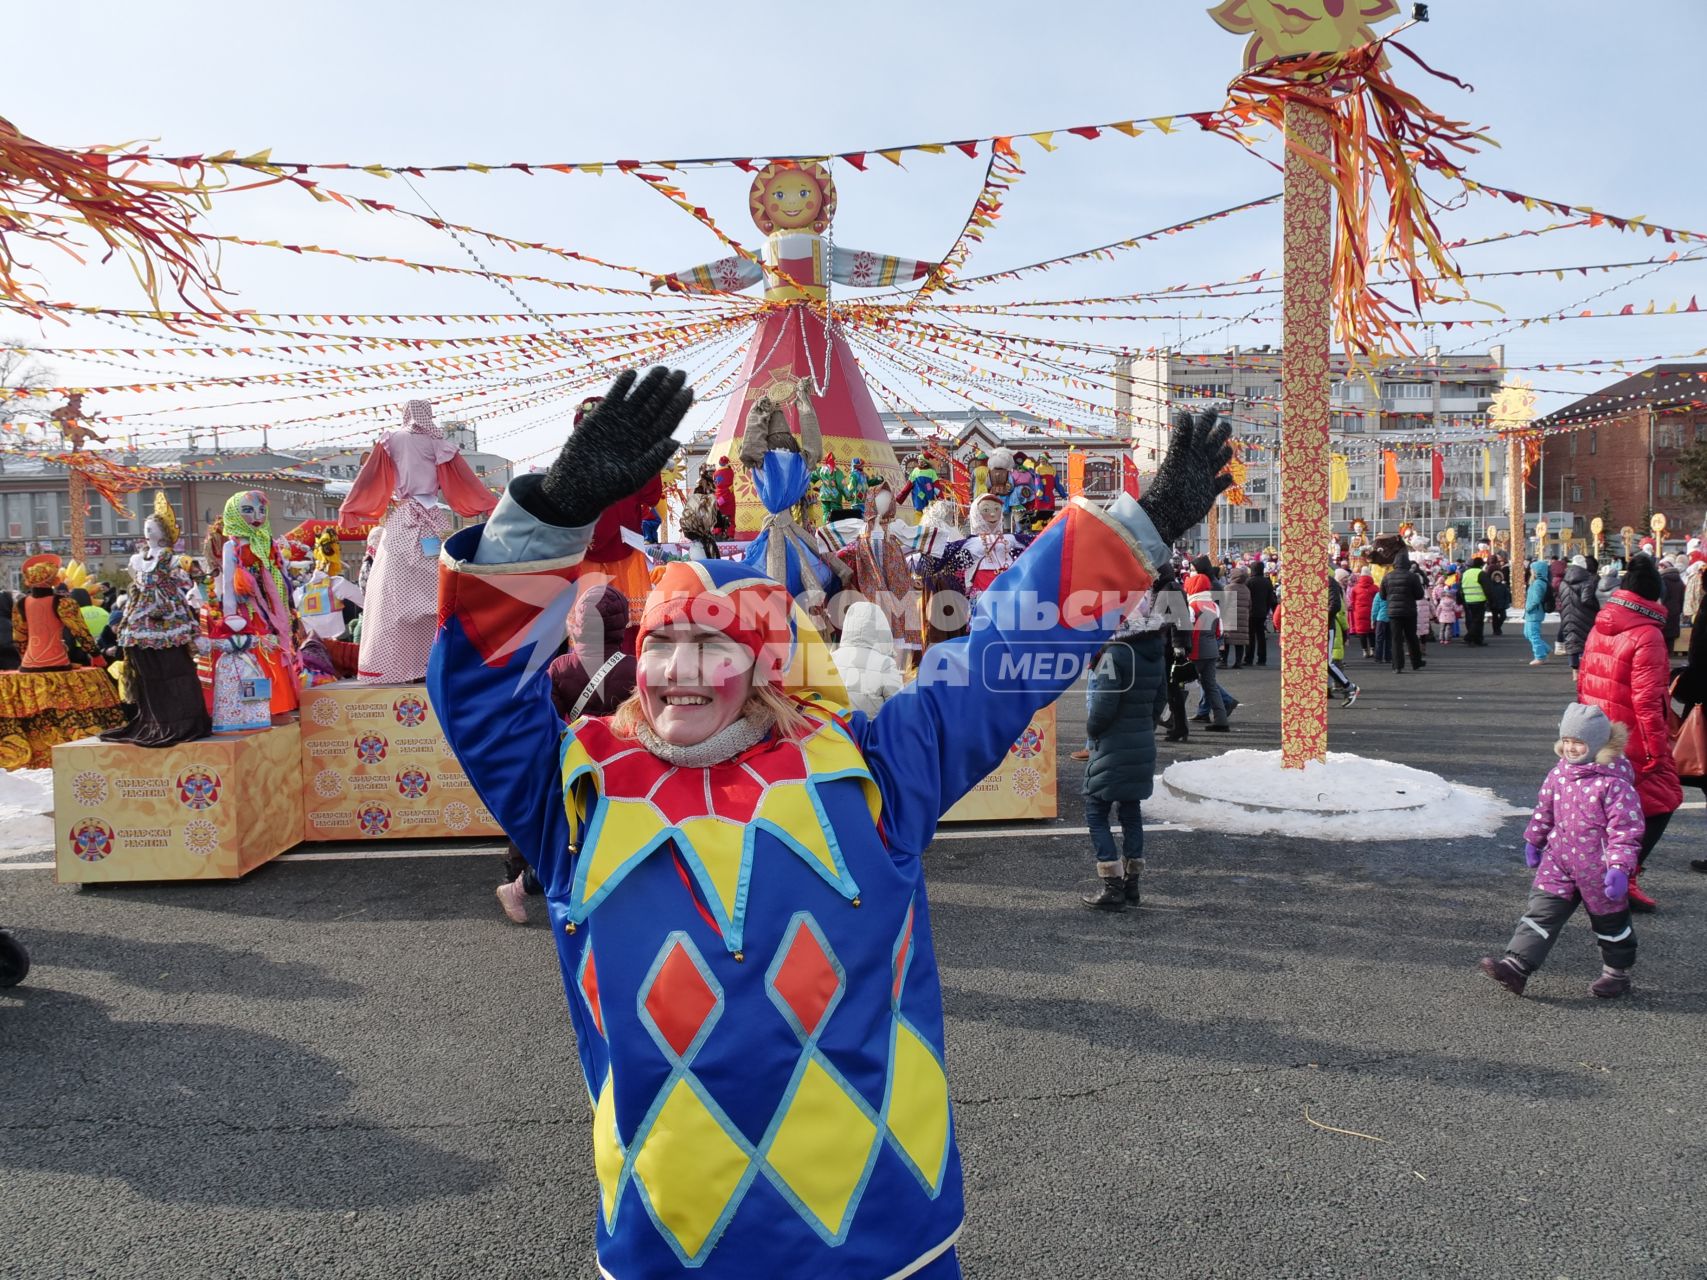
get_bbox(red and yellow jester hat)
[635,560,798,686]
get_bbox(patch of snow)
[1149,749,1519,841]
[0,768,54,854]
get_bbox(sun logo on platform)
[313,769,345,798]
[69,818,114,862]
[1011,766,1043,800]
[71,771,108,806]
[441,801,471,831]
[308,698,342,727]
[354,734,389,765]
[392,694,428,728]
[357,804,392,837]
[184,819,220,855]
[176,766,221,810]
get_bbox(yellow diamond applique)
[765,1057,879,1238]
[632,1078,750,1261]
[886,1022,951,1193]
[591,1070,624,1227]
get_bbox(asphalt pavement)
[4,621,1706,1279]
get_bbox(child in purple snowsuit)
[1481,703,1643,998]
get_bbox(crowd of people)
[1070,533,1707,1000]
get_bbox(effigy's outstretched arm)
[655,254,764,294]
[830,245,934,289]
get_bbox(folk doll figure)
[339,400,498,683]
[202,490,301,733]
[658,161,933,533]
[101,491,210,746]
[823,479,941,660]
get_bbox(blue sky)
[4,0,1705,465]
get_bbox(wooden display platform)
[298,682,501,842]
[940,703,1059,823]
[52,723,303,883]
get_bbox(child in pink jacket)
[1433,581,1461,644]
[1480,703,1643,998]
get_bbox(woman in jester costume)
[429,368,1230,1277]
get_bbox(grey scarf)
[635,714,769,768]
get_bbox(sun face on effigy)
[747,162,837,235]
[1207,0,1401,67]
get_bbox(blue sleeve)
[849,497,1164,854]
[428,478,594,884]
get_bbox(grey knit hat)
[1559,702,1612,758]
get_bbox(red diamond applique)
[644,939,719,1058]
[580,950,603,1037]
[772,923,841,1037]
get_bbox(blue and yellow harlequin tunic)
[429,481,1164,1278]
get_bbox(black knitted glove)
[524,367,693,528]
[1138,409,1234,545]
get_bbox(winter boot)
[1589,966,1633,998]
[1122,857,1144,906]
[0,928,29,988]
[1081,864,1127,912]
[1478,955,1527,996]
[1626,874,1657,913]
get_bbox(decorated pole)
[1275,91,1334,766]
[1490,379,1536,572]
[1204,2,1479,766]
[1209,2,1389,767]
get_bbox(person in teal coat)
[1524,558,1552,664]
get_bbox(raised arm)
[852,410,1232,853]
[429,367,692,882]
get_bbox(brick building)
[0,447,342,588]
[1531,362,1707,542]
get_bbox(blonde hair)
[608,682,814,742]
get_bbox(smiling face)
[761,172,823,230]
[637,621,756,746]
[237,490,267,528]
[1559,737,1590,764]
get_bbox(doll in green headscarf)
[201,489,300,732]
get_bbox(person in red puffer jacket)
[1349,568,1377,659]
[1575,553,1682,911]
